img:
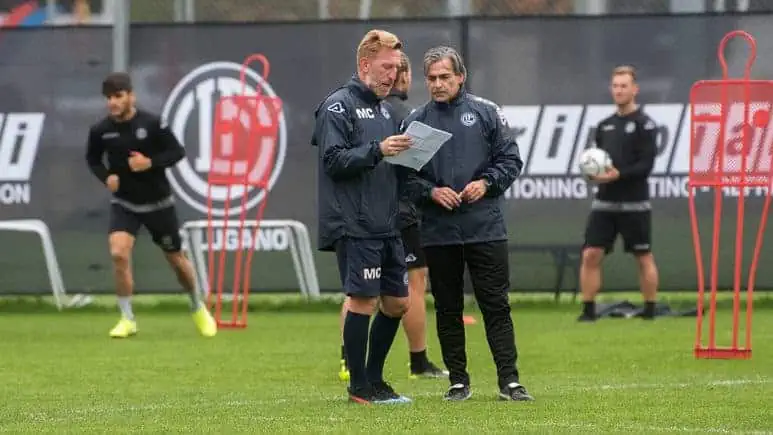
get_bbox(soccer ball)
[578,148,612,177]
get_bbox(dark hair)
[102,72,133,97]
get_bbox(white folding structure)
[180,219,320,299]
[0,219,67,310]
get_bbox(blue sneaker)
[372,381,412,404]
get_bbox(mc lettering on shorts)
[363,267,381,280]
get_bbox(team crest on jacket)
[461,112,476,126]
[135,128,147,140]
[380,105,391,119]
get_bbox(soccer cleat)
[109,317,138,338]
[498,382,535,401]
[347,385,375,405]
[338,360,350,381]
[409,361,449,379]
[443,383,472,401]
[191,305,217,337]
[371,381,412,404]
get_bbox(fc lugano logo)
[161,61,287,217]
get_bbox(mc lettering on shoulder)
[0,113,45,205]
[498,103,773,201]
[363,267,382,280]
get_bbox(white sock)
[118,296,134,320]
[188,292,202,311]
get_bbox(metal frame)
[0,219,67,310]
[180,219,320,300]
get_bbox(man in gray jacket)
[403,46,534,402]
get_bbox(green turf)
[0,294,771,433]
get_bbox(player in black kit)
[85,72,217,338]
[578,65,661,321]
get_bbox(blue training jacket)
[402,88,524,247]
[311,76,403,251]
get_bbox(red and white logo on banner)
[161,61,287,217]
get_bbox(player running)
[85,72,217,338]
[337,51,449,382]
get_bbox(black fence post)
[460,15,470,92]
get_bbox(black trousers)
[424,240,520,388]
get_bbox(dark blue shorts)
[334,237,408,298]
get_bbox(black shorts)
[583,210,651,254]
[400,224,427,270]
[109,203,182,252]
[334,237,408,298]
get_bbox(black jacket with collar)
[385,89,420,230]
[311,76,403,251]
[402,88,523,247]
[385,90,412,124]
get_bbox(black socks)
[365,311,401,384]
[343,311,370,389]
[583,301,596,317]
[410,349,428,372]
[643,301,656,318]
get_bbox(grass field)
[0,293,771,434]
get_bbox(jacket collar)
[430,86,466,110]
[347,74,381,105]
[388,89,408,101]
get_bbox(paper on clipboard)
[384,121,452,171]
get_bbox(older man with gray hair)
[402,45,534,402]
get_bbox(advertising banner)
[1,15,773,295]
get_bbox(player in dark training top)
[336,51,448,383]
[384,52,448,379]
[578,65,661,321]
[85,72,217,338]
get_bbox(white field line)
[516,421,771,434]
[6,377,771,432]
[560,377,769,392]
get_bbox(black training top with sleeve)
[311,75,403,252]
[593,108,657,204]
[385,89,420,230]
[85,109,185,207]
[385,90,412,123]
[402,88,524,247]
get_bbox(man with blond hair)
[337,51,448,383]
[312,29,414,405]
